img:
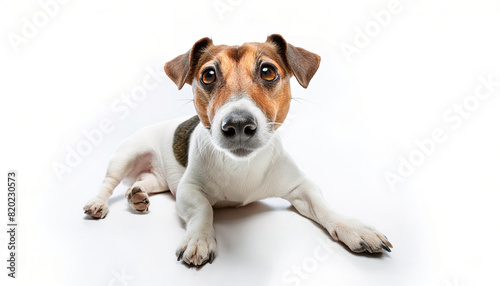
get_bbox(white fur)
[84,97,392,266]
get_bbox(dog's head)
[164,34,320,158]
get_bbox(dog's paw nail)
[177,249,184,261]
[176,234,216,266]
[381,242,391,252]
[361,241,372,253]
[208,251,215,264]
[353,247,366,253]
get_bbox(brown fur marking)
[164,35,320,129]
[172,115,201,167]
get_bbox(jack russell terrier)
[84,34,393,266]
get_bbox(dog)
[83,34,393,266]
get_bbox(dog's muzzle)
[211,97,272,158]
[221,110,257,142]
[219,110,260,157]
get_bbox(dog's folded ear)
[266,34,321,88]
[164,37,213,90]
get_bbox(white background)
[1,0,500,285]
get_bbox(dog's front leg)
[175,183,216,266]
[283,180,393,253]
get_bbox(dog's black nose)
[221,111,257,141]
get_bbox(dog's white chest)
[205,155,275,205]
[188,129,281,206]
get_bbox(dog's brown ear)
[266,34,321,88]
[164,37,213,90]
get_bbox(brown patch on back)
[172,116,200,167]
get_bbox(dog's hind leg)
[83,145,153,219]
[83,154,138,219]
[125,172,168,212]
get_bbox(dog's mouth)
[215,137,264,158]
[227,147,255,157]
[212,129,271,159]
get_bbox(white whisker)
[292,97,314,105]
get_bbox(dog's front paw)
[176,232,217,266]
[83,198,109,219]
[126,186,150,212]
[332,220,393,253]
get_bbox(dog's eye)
[260,64,277,81]
[201,68,216,85]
